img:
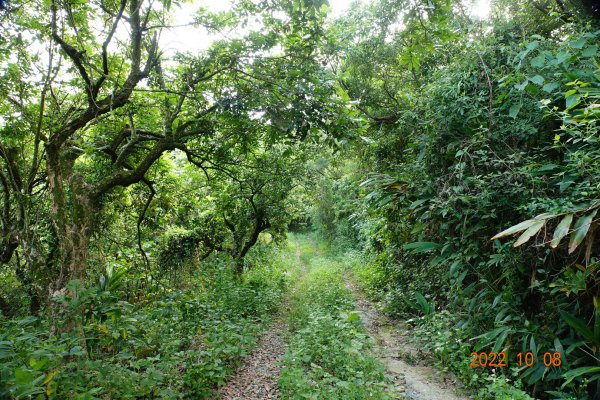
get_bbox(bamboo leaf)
[514,220,545,247]
[551,213,573,248]
[404,297,419,311]
[562,367,600,387]
[402,242,441,253]
[492,329,509,353]
[553,338,565,364]
[568,210,598,254]
[530,336,537,355]
[491,219,537,240]
[533,212,557,220]
[415,292,432,314]
[559,310,595,343]
[528,365,546,384]
[492,213,556,241]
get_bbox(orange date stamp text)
[469,351,562,367]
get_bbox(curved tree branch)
[137,178,155,272]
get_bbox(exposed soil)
[348,281,471,400]
[217,316,288,400]
[219,239,469,400]
[218,240,303,400]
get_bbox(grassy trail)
[276,233,397,399]
[279,233,471,400]
[219,233,470,400]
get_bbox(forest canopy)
[1,0,600,399]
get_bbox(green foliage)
[306,156,363,252]
[278,237,394,399]
[314,2,600,398]
[404,292,435,316]
[0,245,289,399]
[3,0,600,399]
[412,311,534,400]
[492,28,600,254]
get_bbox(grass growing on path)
[278,234,395,400]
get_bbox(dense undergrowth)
[312,8,600,398]
[2,0,600,399]
[278,234,394,399]
[0,246,287,399]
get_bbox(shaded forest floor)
[218,234,470,400]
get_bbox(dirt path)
[220,238,469,400]
[347,281,471,400]
[217,316,287,400]
[218,239,304,400]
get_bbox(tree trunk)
[46,144,95,293]
[234,256,245,276]
[230,211,270,276]
[14,253,43,315]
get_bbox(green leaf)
[529,75,544,85]
[556,51,571,64]
[559,177,575,193]
[492,219,539,240]
[515,80,528,91]
[551,214,573,248]
[530,54,545,68]
[474,327,506,350]
[404,297,419,311]
[409,198,428,209]
[29,357,48,371]
[415,292,432,314]
[346,312,360,323]
[528,365,546,384]
[565,94,581,111]
[536,163,558,173]
[0,341,13,359]
[509,104,521,118]
[568,209,598,254]
[402,242,441,253]
[526,41,539,51]
[554,338,565,365]
[562,366,600,387]
[554,133,561,144]
[492,329,509,353]
[69,346,85,356]
[542,82,559,93]
[514,219,545,247]
[559,310,595,342]
[16,316,38,326]
[571,37,587,49]
[534,213,557,220]
[581,45,598,58]
[15,368,35,385]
